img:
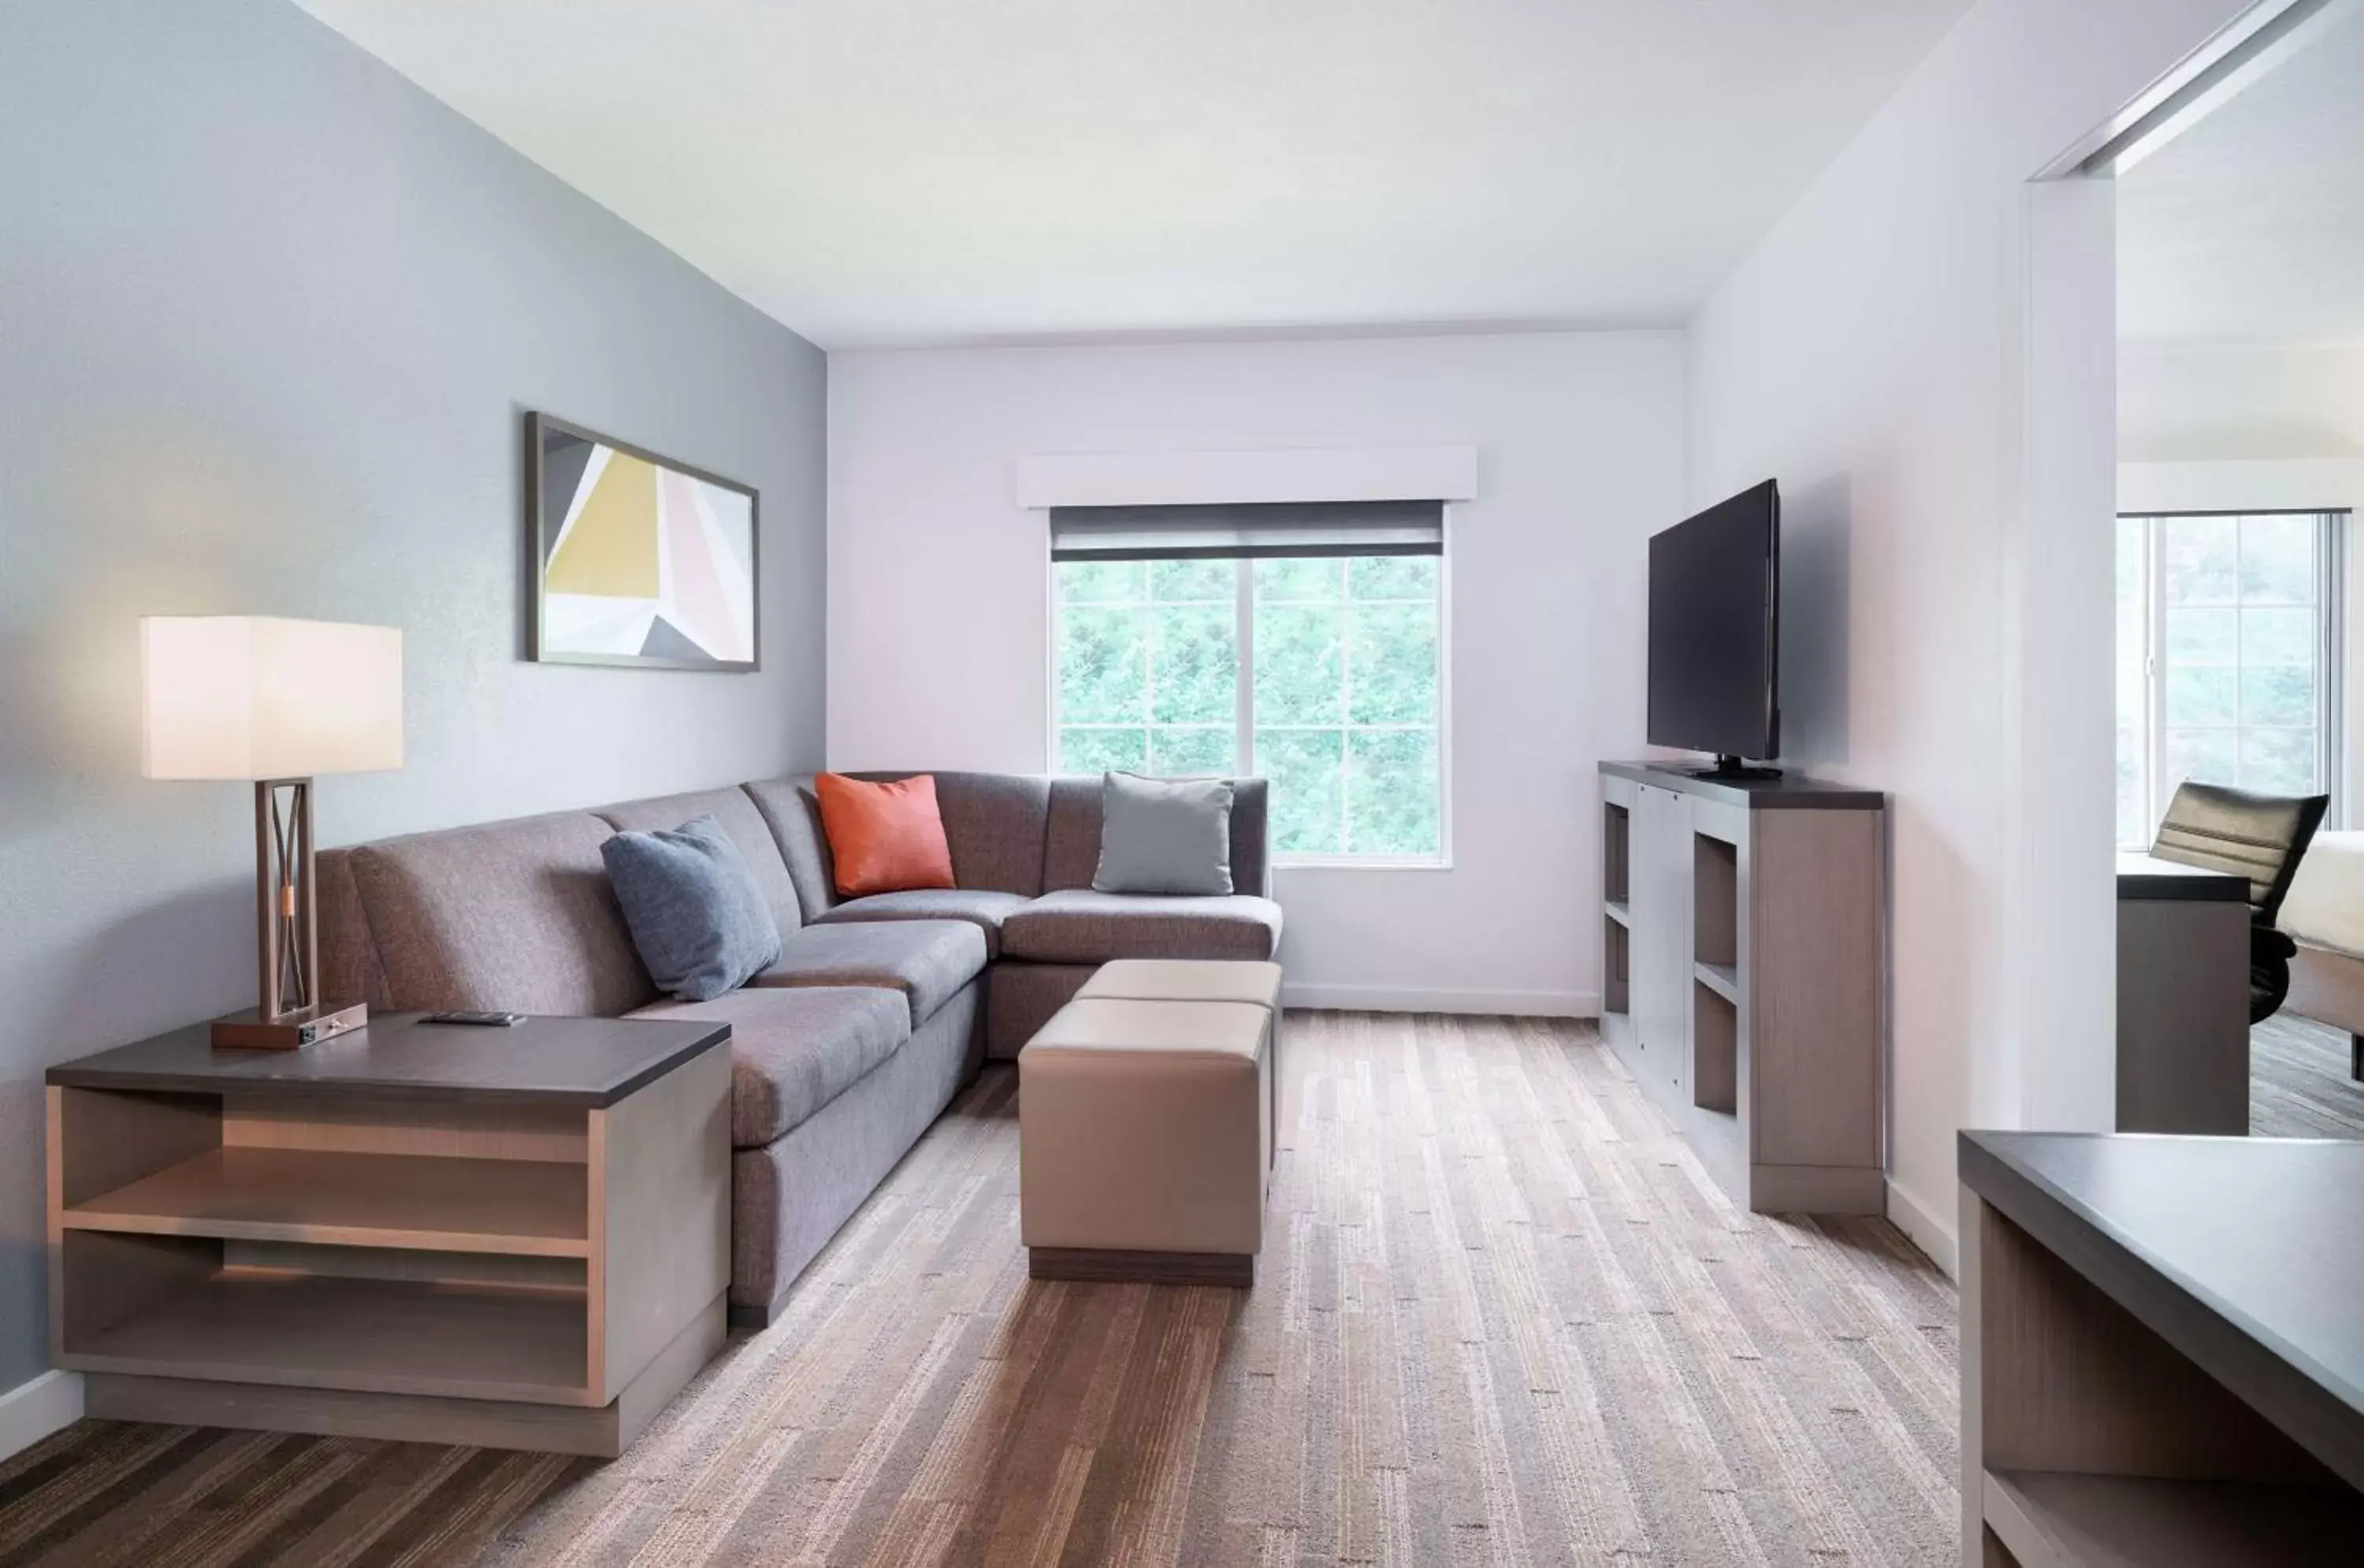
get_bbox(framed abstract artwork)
[527,412,759,671]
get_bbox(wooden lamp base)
[210,1001,369,1051]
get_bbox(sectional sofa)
[316,771,1282,1324]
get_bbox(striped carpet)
[2253,1009,2364,1138]
[2,1013,1963,1566]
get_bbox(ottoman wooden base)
[1029,1247,1254,1288]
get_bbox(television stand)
[1689,755,1783,781]
[1597,761,1886,1213]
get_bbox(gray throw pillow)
[1092,771,1235,896]
[602,814,782,1001]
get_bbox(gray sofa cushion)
[755,918,987,1024]
[345,812,657,1016]
[998,889,1284,964]
[602,815,783,1001]
[632,985,910,1148]
[1043,775,1272,896]
[597,786,802,934]
[813,887,1031,959]
[1093,772,1234,895]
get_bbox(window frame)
[1044,525,1453,871]
[2117,507,2347,849]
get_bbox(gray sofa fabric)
[741,775,840,920]
[756,918,987,1024]
[596,786,804,935]
[337,812,658,1016]
[730,982,980,1317]
[812,887,1031,958]
[316,849,388,1010]
[633,984,910,1149]
[983,960,1099,1063]
[999,889,1284,964]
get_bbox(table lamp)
[141,616,404,1048]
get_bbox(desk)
[2117,853,2250,1133]
[1960,1131,2364,1565]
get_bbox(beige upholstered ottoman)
[1018,975,1275,1287]
[1076,960,1284,1161]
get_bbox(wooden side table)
[1960,1131,2364,1565]
[46,1012,730,1458]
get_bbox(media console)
[1600,761,1886,1213]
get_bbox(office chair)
[2150,780,2330,1024]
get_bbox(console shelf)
[65,1271,589,1404]
[1692,960,1739,1003]
[62,1147,589,1257]
[1598,762,1886,1213]
[1983,1469,2364,1566]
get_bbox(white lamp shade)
[141,616,404,780]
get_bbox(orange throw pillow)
[815,773,957,897]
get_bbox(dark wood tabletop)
[1962,1129,2364,1487]
[2116,852,2250,901]
[1600,760,1886,810]
[46,1012,732,1108]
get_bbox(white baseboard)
[1283,984,1598,1018]
[0,1370,83,1464]
[1884,1176,1959,1280]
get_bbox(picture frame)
[526,411,760,672]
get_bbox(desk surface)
[46,1012,731,1108]
[1961,1131,2364,1436]
[2116,853,2250,901]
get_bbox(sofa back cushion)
[344,812,658,1016]
[744,775,840,918]
[1043,776,1270,896]
[908,771,1052,896]
[745,771,1053,913]
[596,786,801,934]
[316,848,387,1009]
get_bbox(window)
[1052,525,1446,864]
[2116,511,2344,848]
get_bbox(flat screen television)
[1647,480,1780,776]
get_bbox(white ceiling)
[2118,7,2364,347]
[296,0,1974,349]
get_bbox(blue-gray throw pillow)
[1092,771,1235,896]
[603,814,782,1001]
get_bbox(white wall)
[1686,0,2254,1273]
[0,0,824,1406]
[2122,341,2364,461]
[828,332,1686,1014]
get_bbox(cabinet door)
[1630,785,1692,1100]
